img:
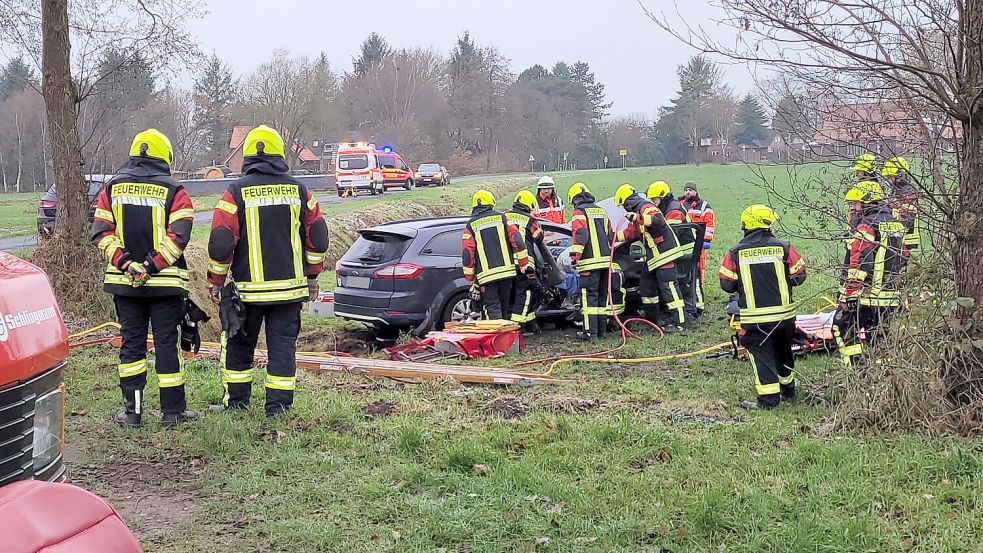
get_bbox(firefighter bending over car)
[532,176,566,224]
[648,181,699,323]
[679,181,714,316]
[832,180,908,366]
[206,125,329,418]
[461,190,529,321]
[507,190,546,334]
[614,183,687,332]
[719,205,807,410]
[570,182,614,341]
[92,129,199,428]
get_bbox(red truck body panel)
[0,252,69,387]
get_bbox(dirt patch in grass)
[363,399,398,417]
[483,396,529,419]
[657,399,738,423]
[297,327,375,355]
[533,393,603,414]
[67,445,208,541]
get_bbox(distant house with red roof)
[810,101,960,159]
[224,126,320,173]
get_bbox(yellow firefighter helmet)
[844,180,884,203]
[851,153,878,174]
[472,189,496,208]
[567,182,590,204]
[646,181,671,199]
[514,190,536,211]
[740,204,779,230]
[243,125,286,158]
[881,156,910,177]
[129,129,173,165]
[614,184,636,206]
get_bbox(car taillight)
[39,199,56,208]
[374,263,424,279]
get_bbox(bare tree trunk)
[957,0,983,334]
[0,144,7,193]
[15,112,23,193]
[42,0,87,242]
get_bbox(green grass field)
[0,191,43,238]
[61,164,982,552]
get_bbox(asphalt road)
[0,174,499,252]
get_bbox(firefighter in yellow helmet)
[881,156,920,251]
[570,182,613,341]
[852,153,878,181]
[614,183,686,331]
[832,180,908,367]
[719,205,807,410]
[91,129,199,427]
[461,190,529,320]
[505,190,546,334]
[206,125,330,417]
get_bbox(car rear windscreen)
[338,154,369,170]
[418,164,440,172]
[343,232,411,265]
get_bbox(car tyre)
[439,292,477,329]
[405,179,413,190]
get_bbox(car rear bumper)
[333,302,426,328]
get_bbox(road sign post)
[603,155,608,169]
[528,155,535,173]
[619,149,627,171]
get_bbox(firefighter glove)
[307,278,320,302]
[625,211,638,223]
[219,283,247,339]
[180,299,210,354]
[524,266,536,277]
[126,261,150,287]
[469,283,482,302]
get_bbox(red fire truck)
[0,251,142,552]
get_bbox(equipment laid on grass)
[387,320,523,361]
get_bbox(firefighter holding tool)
[719,205,807,410]
[506,190,546,334]
[569,182,613,341]
[461,190,529,320]
[206,125,329,417]
[91,129,198,428]
[614,183,687,332]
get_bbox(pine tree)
[733,94,769,145]
[352,32,392,78]
[0,57,36,100]
[193,52,237,166]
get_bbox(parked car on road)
[331,215,649,337]
[414,163,448,186]
[36,175,110,238]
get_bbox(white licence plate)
[345,276,371,289]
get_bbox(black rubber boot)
[162,410,200,427]
[115,388,143,428]
[740,400,778,411]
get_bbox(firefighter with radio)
[206,125,329,417]
[570,182,613,341]
[532,176,566,224]
[679,181,714,315]
[648,181,699,322]
[462,190,529,321]
[506,190,546,334]
[832,180,908,366]
[719,205,807,410]
[614,184,686,331]
[91,129,198,428]
[881,156,920,252]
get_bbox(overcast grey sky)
[188,0,755,118]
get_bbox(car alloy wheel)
[450,298,478,323]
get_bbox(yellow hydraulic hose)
[68,322,121,340]
[544,340,733,375]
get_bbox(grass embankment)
[64,164,982,552]
[0,191,42,238]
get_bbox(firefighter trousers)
[832,305,893,366]
[114,295,186,414]
[739,319,797,408]
[640,267,685,327]
[579,269,609,338]
[222,302,302,416]
[481,279,514,320]
[677,255,699,319]
[511,273,537,324]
